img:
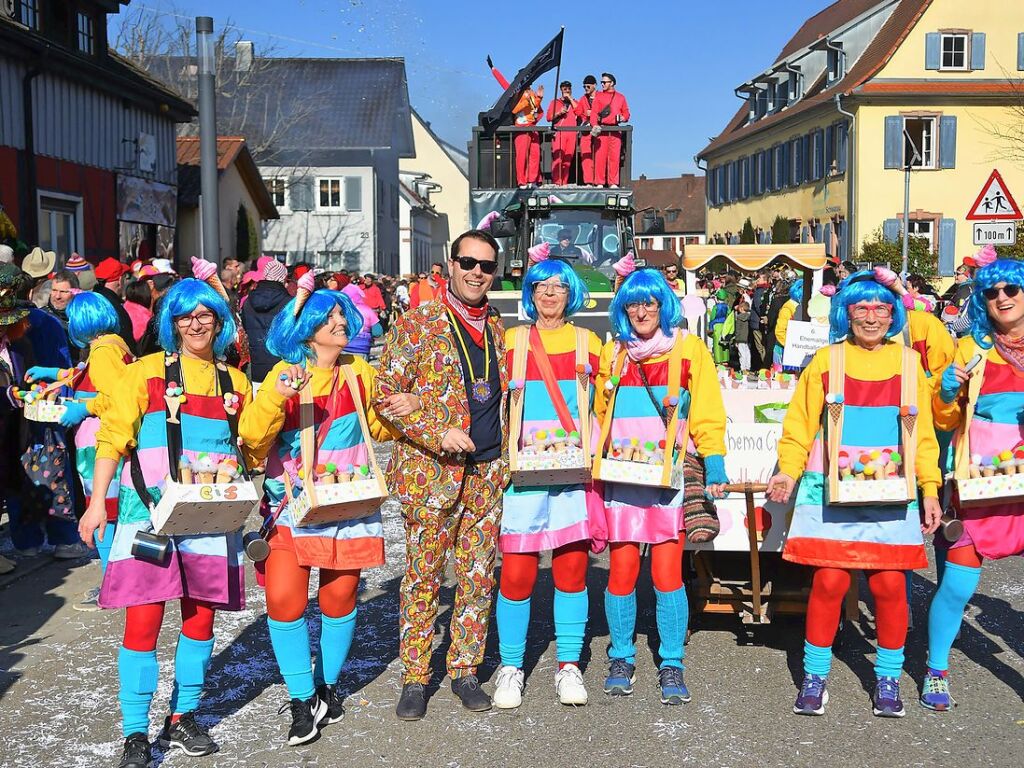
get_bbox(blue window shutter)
[812,222,822,243]
[824,222,834,256]
[825,124,835,174]
[803,134,811,180]
[794,139,803,184]
[939,219,956,276]
[1018,33,1024,70]
[939,116,957,169]
[883,218,900,243]
[706,168,713,204]
[837,220,848,260]
[971,33,986,70]
[884,116,902,169]
[782,142,791,187]
[732,161,740,201]
[837,122,849,173]
[800,224,810,243]
[744,157,751,198]
[925,33,940,70]
[815,130,825,180]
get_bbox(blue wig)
[66,291,120,349]
[789,279,804,303]
[521,259,588,321]
[828,270,906,343]
[969,258,1024,349]
[157,278,237,356]
[265,289,364,364]
[609,269,682,341]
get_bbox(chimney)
[235,41,254,72]
[639,174,647,181]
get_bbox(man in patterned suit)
[377,229,509,720]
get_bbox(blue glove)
[704,454,729,486]
[939,364,962,404]
[58,400,90,428]
[371,322,384,338]
[25,366,61,384]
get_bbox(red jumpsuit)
[574,94,596,185]
[512,90,542,185]
[546,97,579,185]
[590,91,631,187]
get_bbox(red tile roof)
[774,0,884,63]
[175,136,278,219]
[856,81,1024,95]
[631,174,706,234]
[176,136,246,170]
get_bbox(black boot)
[117,733,151,768]
[451,674,491,712]
[395,682,427,721]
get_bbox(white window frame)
[827,44,844,83]
[19,0,39,30]
[908,219,935,251]
[264,177,288,211]
[903,116,936,169]
[76,12,95,55]
[940,33,968,71]
[316,177,344,210]
[37,192,84,258]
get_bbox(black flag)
[479,29,564,132]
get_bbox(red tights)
[264,547,360,622]
[805,568,907,649]
[500,541,589,600]
[123,598,215,652]
[947,543,983,568]
[607,539,684,596]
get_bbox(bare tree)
[967,64,1024,168]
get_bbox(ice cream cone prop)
[336,464,353,483]
[576,363,592,390]
[825,393,844,429]
[899,405,919,438]
[179,457,193,485]
[508,378,524,408]
[982,457,995,477]
[223,391,240,416]
[1000,450,1016,475]
[190,256,231,303]
[316,463,335,484]
[193,452,217,484]
[164,381,185,424]
[551,428,567,451]
[292,270,316,318]
[216,458,239,484]
[611,251,636,293]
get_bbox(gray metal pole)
[901,162,910,279]
[196,16,220,264]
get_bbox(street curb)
[0,553,92,591]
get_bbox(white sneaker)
[492,665,524,709]
[14,547,39,558]
[0,554,14,575]
[73,586,101,612]
[555,663,588,706]
[54,542,88,560]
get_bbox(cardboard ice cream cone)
[982,467,995,478]
[165,395,182,424]
[216,459,239,484]
[197,472,215,484]
[179,459,193,484]
[970,465,981,479]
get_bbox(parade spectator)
[360,274,387,313]
[734,298,752,371]
[662,262,683,293]
[409,263,446,308]
[574,75,598,185]
[93,258,138,355]
[64,253,97,291]
[546,81,579,185]
[21,246,56,307]
[906,274,939,309]
[123,279,154,344]
[241,258,291,383]
[375,229,508,721]
[394,279,410,313]
[341,283,383,359]
[590,72,630,187]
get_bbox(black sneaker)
[157,712,218,757]
[278,694,327,746]
[316,683,345,725]
[117,733,151,768]
[451,674,492,712]
[395,682,427,721]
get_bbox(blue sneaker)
[793,674,828,716]
[603,658,636,696]
[658,666,690,705]
[872,676,905,718]
[920,669,954,712]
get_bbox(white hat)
[0,245,13,264]
[22,246,56,278]
[151,258,176,275]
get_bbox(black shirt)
[448,316,501,464]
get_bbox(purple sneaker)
[793,674,828,716]
[920,669,954,712]
[872,676,905,718]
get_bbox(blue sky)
[114,0,830,177]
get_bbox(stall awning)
[682,244,827,273]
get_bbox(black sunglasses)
[982,284,1022,301]
[451,255,499,275]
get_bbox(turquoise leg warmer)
[496,593,531,669]
[803,640,833,677]
[926,561,981,672]
[95,522,116,574]
[654,586,688,670]
[118,647,159,738]
[875,644,905,679]
[314,608,357,686]
[604,589,637,664]
[169,634,215,715]
[553,588,588,664]
[268,616,315,700]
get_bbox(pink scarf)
[443,290,488,346]
[994,332,1024,373]
[623,328,679,362]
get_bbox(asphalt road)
[1,497,1022,768]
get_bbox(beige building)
[176,136,278,264]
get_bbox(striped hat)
[65,253,91,273]
[262,259,287,283]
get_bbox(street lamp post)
[196,16,220,264]
[900,128,922,279]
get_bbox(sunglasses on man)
[982,284,1022,301]
[451,255,499,275]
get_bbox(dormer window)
[788,71,801,101]
[827,43,844,83]
[76,12,95,55]
[755,88,769,118]
[775,80,789,110]
[940,33,968,70]
[19,0,40,30]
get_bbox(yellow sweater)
[903,310,955,389]
[776,299,797,347]
[503,322,603,367]
[82,334,132,417]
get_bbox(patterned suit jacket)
[376,300,509,508]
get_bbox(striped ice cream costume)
[99,354,247,611]
[262,364,385,570]
[783,344,927,571]
[500,325,601,553]
[601,344,696,544]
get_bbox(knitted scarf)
[443,289,488,346]
[994,331,1024,374]
[624,328,678,362]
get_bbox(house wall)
[214,163,263,263]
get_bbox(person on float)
[574,75,598,185]
[492,249,602,709]
[78,260,254,768]
[772,278,803,368]
[487,54,543,187]
[923,250,1024,712]
[27,291,135,610]
[546,80,579,185]
[767,270,942,718]
[239,274,412,744]
[594,261,728,705]
[590,72,630,187]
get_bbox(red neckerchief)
[443,290,488,346]
[994,332,1024,374]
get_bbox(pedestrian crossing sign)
[966,169,1022,221]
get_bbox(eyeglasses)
[848,304,893,319]
[663,267,678,274]
[982,284,1022,301]
[532,282,569,296]
[175,311,217,327]
[451,255,499,275]
[625,300,660,314]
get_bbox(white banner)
[782,320,830,369]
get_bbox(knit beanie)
[262,259,287,283]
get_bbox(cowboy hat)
[22,246,56,279]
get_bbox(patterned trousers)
[399,470,501,684]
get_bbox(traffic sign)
[966,169,1022,221]
[972,220,1017,246]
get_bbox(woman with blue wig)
[767,269,942,718]
[239,272,406,745]
[593,266,728,706]
[772,278,803,366]
[492,256,602,710]
[77,260,254,767]
[923,249,1024,712]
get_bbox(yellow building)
[697,0,1024,275]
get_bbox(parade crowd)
[0,231,1020,768]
